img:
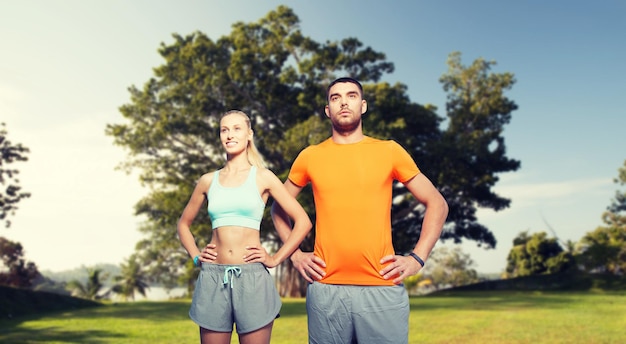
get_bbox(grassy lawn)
[1,291,624,343]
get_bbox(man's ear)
[324,105,331,118]
[361,99,368,114]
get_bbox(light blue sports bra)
[207,166,265,230]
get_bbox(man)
[271,77,448,344]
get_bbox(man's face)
[325,82,367,133]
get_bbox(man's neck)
[331,129,365,144]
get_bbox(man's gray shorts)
[306,282,409,344]
[189,263,281,334]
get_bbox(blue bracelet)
[193,255,201,267]
[408,252,425,267]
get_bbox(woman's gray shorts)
[189,263,281,334]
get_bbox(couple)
[177,77,449,344]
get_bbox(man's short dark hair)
[327,77,363,99]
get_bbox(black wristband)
[408,252,425,267]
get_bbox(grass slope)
[1,293,624,343]
[1,273,624,343]
[0,285,101,319]
[437,272,626,293]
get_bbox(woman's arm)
[177,173,212,261]
[256,169,312,267]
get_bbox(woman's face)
[219,113,252,155]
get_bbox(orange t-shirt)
[288,137,421,285]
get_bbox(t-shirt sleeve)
[287,148,311,187]
[391,141,421,183]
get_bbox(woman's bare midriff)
[209,226,262,264]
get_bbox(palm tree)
[111,255,150,301]
[66,268,107,300]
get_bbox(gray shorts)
[189,263,281,334]
[306,282,409,344]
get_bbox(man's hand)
[379,254,423,285]
[291,250,326,283]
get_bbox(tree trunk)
[276,260,307,297]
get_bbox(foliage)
[505,231,575,278]
[29,264,124,296]
[402,272,427,295]
[40,263,120,284]
[577,227,626,275]
[31,274,70,295]
[0,237,40,288]
[106,6,519,295]
[423,246,478,290]
[0,123,30,228]
[65,268,108,300]
[576,160,626,275]
[110,255,150,301]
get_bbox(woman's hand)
[243,245,277,268]
[200,243,218,262]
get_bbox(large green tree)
[577,160,626,275]
[106,6,520,296]
[0,123,30,228]
[431,52,519,246]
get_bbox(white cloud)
[492,176,612,209]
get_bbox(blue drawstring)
[222,266,242,289]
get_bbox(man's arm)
[404,173,448,261]
[380,173,448,284]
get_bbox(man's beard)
[331,116,361,134]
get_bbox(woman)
[177,110,312,344]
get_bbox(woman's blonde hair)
[221,110,266,168]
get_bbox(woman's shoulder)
[255,166,277,179]
[196,170,218,188]
[255,167,281,185]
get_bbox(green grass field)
[1,291,624,344]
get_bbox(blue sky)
[1,0,624,273]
